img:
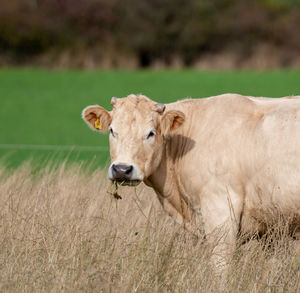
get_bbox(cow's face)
[82,94,185,185]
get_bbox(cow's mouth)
[113,179,141,187]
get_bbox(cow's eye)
[146,130,155,140]
[109,128,115,138]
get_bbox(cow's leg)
[200,189,243,270]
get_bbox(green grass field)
[1,69,300,169]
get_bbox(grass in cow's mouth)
[107,180,142,200]
[118,180,141,186]
[108,181,122,200]
[113,179,141,187]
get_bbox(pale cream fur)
[83,93,300,267]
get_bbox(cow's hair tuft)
[154,103,166,114]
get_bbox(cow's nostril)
[125,165,133,175]
[112,164,118,173]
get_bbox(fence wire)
[0,144,108,152]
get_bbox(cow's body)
[82,93,300,266]
[147,94,300,234]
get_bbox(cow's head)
[82,94,185,185]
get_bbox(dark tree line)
[0,0,299,67]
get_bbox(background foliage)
[1,0,300,68]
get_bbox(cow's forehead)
[111,95,157,127]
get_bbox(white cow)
[82,93,300,266]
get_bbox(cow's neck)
[145,133,193,224]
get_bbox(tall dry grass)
[0,163,299,292]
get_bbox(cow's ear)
[160,110,185,135]
[82,105,111,132]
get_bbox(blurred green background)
[0,0,300,169]
[1,69,300,168]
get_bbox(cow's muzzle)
[110,163,142,186]
[112,164,133,180]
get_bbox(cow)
[82,93,300,267]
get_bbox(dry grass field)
[0,163,299,292]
